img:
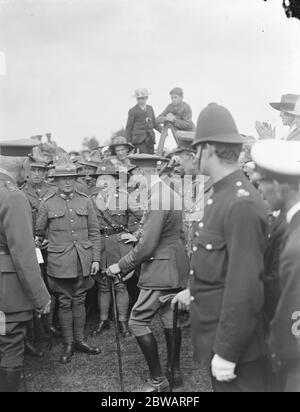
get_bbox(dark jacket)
[0,173,50,322]
[126,104,162,145]
[157,101,195,131]
[119,178,190,290]
[269,210,300,372]
[22,182,56,233]
[190,170,268,364]
[36,190,101,278]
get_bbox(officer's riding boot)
[73,301,101,356]
[25,320,44,358]
[59,307,74,364]
[119,321,132,338]
[93,320,110,336]
[136,333,169,392]
[0,368,21,392]
[164,328,183,388]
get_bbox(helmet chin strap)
[197,145,203,174]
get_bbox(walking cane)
[110,276,125,392]
[170,302,179,393]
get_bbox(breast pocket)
[48,210,66,231]
[75,208,89,228]
[192,231,227,285]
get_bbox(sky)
[0,0,300,151]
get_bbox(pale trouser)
[129,289,175,337]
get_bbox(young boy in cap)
[0,139,51,392]
[172,103,268,392]
[36,156,101,364]
[157,88,195,132]
[107,154,190,392]
[126,89,162,155]
[252,139,300,392]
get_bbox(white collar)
[286,201,300,224]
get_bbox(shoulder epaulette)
[43,191,56,202]
[75,189,89,198]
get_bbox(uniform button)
[67,199,70,202]
[189,269,194,276]
[199,222,204,228]
[70,209,73,212]
[193,246,197,252]
[236,181,243,187]
[72,230,75,233]
[207,199,213,205]
[206,244,213,250]
[190,296,195,302]
[73,241,77,244]
[195,231,199,237]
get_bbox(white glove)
[211,354,237,382]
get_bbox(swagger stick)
[170,302,179,392]
[110,277,125,392]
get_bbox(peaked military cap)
[0,138,40,157]
[192,103,244,147]
[128,154,169,169]
[251,140,300,183]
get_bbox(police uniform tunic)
[190,170,268,390]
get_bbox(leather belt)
[100,227,125,236]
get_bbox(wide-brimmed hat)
[109,136,134,155]
[52,155,85,178]
[251,139,300,183]
[133,88,150,98]
[192,103,244,147]
[28,155,50,169]
[285,97,300,117]
[78,150,102,169]
[269,94,300,112]
[0,138,40,157]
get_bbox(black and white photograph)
[0,0,300,395]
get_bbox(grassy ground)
[22,316,212,393]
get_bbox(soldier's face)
[178,152,197,176]
[115,146,128,161]
[57,176,76,194]
[83,165,97,176]
[29,167,46,185]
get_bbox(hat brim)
[109,143,134,153]
[192,133,245,147]
[78,160,99,168]
[52,173,86,178]
[269,102,296,112]
[284,110,300,117]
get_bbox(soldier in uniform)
[108,154,190,392]
[35,156,101,364]
[0,139,50,392]
[157,88,195,132]
[252,139,300,392]
[22,156,58,355]
[126,89,162,154]
[90,163,134,338]
[77,150,102,196]
[172,103,268,392]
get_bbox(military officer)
[90,163,134,338]
[35,156,101,364]
[252,139,300,392]
[108,154,190,392]
[0,139,51,392]
[172,103,268,392]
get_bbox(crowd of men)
[0,88,300,393]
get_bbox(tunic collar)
[287,201,300,224]
[213,169,245,194]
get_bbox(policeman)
[252,139,300,392]
[35,156,101,364]
[108,154,190,392]
[0,139,51,392]
[172,103,268,392]
[90,163,133,338]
